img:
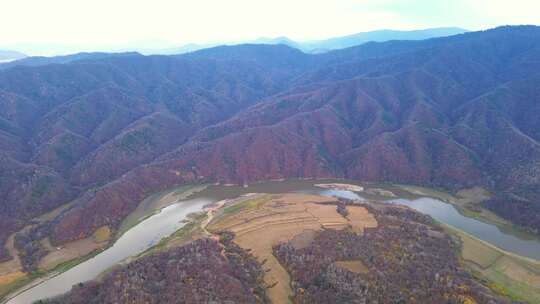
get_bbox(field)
[0,199,86,300]
[460,232,502,268]
[334,260,369,274]
[445,225,540,303]
[0,186,205,301]
[0,201,79,288]
[37,227,110,272]
[0,234,22,277]
[0,271,25,297]
[208,193,377,303]
[0,231,26,300]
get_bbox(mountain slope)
[0,26,539,263]
[0,52,140,70]
[0,46,310,260]
[45,198,506,304]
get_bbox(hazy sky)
[1,0,540,55]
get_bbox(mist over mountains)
[0,50,26,63]
[0,27,467,59]
[145,27,467,55]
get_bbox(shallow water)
[7,179,540,303]
[387,197,540,260]
[6,198,211,304]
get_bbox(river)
[6,179,540,303]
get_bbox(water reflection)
[387,197,540,260]
[7,198,211,304]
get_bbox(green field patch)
[459,232,502,268]
[222,195,273,215]
[445,225,540,303]
[0,274,35,302]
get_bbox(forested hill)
[0,26,539,263]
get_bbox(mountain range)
[0,27,467,60]
[0,25,539,265]
[135,27,468,55]
[135,27,467,55]
[0,50,26,63]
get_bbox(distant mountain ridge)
[0,51,140,70]
[299,27,468,52]
[0,27,466,71]
[0,49,26,63]
[142,27,468,55]
[0,27,467,62]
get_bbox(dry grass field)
[0,232,26,300]
[460,232,502,269]
[0,271,25,287]
[0,235,22,277]
[334,260,369,274]
[0,271,26,301]
[445,226,540,303]
[208,193,377,303]
[38,226,111,271]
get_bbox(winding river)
[5,179,540,304]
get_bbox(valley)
[1,180,540,303]
[0,25,539,304]
[445,225,540,303]
[1,28,540,264]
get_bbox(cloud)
[463,0,540,28]
[0,0,538,55]
[1,0,407,44]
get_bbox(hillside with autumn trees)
[0,26,539,265]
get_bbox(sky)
[1,0,540,55]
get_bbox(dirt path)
[200,199,228,237]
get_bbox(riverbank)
[0,201,86,302]
[0,243,109,304]
[444,225,540,303]
[117,184,209,237]
[395,184,540,240]
[1,184,209,304]
[5,179,540,304]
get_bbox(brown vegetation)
[0,26,539,268]
[446,226,540,303]
[42,238,268,304]
[274,204,507,303]
[42,193,510,304]
[207,193,377,303]
[334,260,369,274]
[38,235,107,271]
